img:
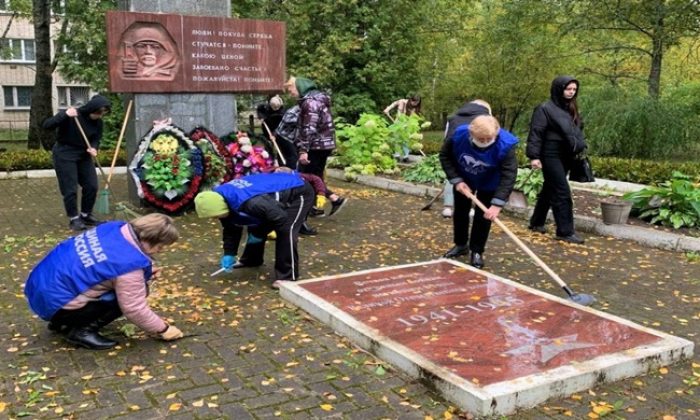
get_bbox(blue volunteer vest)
[24,222,153,320]
[451,125,519,191]
[214,173,305,225]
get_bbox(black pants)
[52,144,99,218]
[299,149,334,197]
[276,138,299,169]
[452,186,495,254]
[529,157,575,236]
[50,299,122,330]
[238,183,314,280]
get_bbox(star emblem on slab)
[505,334,596,363]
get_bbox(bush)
[590,156,700,185]
[623,172,700,229]
[402,154,445,185]
[580,87,700,159]
[0,149,127,172]
[335,113,428,178]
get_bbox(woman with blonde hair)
[439,115,519,268]
[25,213,184,350]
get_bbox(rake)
[464,189,596,306]
[94,100,133,215]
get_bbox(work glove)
[160,324,184,341]
[220,255,236,272]
[246,233,264,244]
[315,195,327,209]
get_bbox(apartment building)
[0,2,91,133]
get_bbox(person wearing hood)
[43,94,112,232]
[439,115,518,269]
[526,76,587,244]
[440,100,492,217]
[285,76,348,233]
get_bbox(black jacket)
[219,185,305,255]
[42,95,111,149]
[526,76,586,159]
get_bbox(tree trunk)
[28,0,54,150]
[647,32,663,99]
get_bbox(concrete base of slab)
[280,260,694,416]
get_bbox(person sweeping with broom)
[43,95,111,232]
[439,115,519,269]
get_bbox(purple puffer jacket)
[296,91,336,152]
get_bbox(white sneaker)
[441,207,453,218]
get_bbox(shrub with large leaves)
[623,172,700,229]
[336,113,428,179]
[402,154,445,185]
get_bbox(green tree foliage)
[54,0,116,90]
[232,0,425,121]
[561,0,700,98]
[460,0,579,131]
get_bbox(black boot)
[65,325,117,350]
[443,245,469,259]
[470,252,484,269]
[80,213,103,226]
[299,222,318,236]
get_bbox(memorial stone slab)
[280,260,694,416]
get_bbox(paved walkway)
[0,175,698,419]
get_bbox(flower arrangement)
[129,120,203,213]
[224,132,275,178]
[189,127,234,189]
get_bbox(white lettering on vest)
[74,233,95,268]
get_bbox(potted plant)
[600,197,633,225]
[508,168,543,208]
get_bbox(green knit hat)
[194,191,228,218]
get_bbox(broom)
[95,100,133,215]
[261,121,286,166]
[74,116,109,211]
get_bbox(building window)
[3,86,32,109]
[58,86,90,109]
[0,39,37,62]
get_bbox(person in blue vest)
[439,115,519,268]
[24,213,184,350]
[194,172,314,289]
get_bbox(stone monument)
[112,1,285,204]
[280,259,694,416]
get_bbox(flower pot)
[600,198,632,225]
[507,190,528,208]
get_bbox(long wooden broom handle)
[74,117,107,181]
[463,188,568,289]
[107,99,133,185]
[261,121,286,165]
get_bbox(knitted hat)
[269,95,283,111]
[194,191,228,218]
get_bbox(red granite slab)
[298,261,661,386]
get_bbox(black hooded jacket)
[525,76,586,160]
[42,95,111,149]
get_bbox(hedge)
[0,149,127,172]
[1,147,698,186]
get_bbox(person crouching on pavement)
[439,115,519,269]
[194,172,314,289]
[24,213,184,350]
